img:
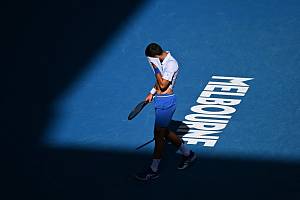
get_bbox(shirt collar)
[162,51,171,65]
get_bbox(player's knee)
[154,129,164,139]
[154,126,169,138]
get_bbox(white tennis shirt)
[161,51,179,90]
[148,51,179,91]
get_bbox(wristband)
[153,67,161,75]
[150,88,156,95]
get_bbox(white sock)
[150,159,161,172]
[179,143,191,157]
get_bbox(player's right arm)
[145,83,156,102]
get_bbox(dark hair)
[145,43,163,57]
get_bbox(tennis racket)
[128,100,149,120]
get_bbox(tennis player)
[135,43,197,181]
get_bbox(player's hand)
[145,93,154,103]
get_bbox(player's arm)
[150,63,171,91]
[145,83,157,102]
[155,72,171,91]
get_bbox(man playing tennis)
[135,43,197,181]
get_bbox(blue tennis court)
[5,0,300,199]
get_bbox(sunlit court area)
[3,0,300,199]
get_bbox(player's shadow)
[135,120,190,150]
[169,119,190,133]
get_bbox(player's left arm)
[154,73,170,91]
[151,61,177,91]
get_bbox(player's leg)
[165,129,192,159]
[165,129,196,170]
[150,94,176,169]
[135,94,182,181]
[159,97,191,155]
[135,96,170,181]
[148,108,172,173]
[153,126,168,159]
[165,129,196,169]
[135,125,167,181]
[148,99,177,173]
[165,129,181,147]
[151,126,168,171]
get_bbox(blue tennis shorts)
[154,94,176,128]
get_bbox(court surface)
[44,0,300,160]
[28,0,300,199]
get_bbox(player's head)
[145,43,163,58]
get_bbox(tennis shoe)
[135,167,159,181]
[177,151,197,170]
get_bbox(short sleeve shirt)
[161,51,179,90]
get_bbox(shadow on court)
[2,0,300,199]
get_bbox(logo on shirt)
[178,75,253,147]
